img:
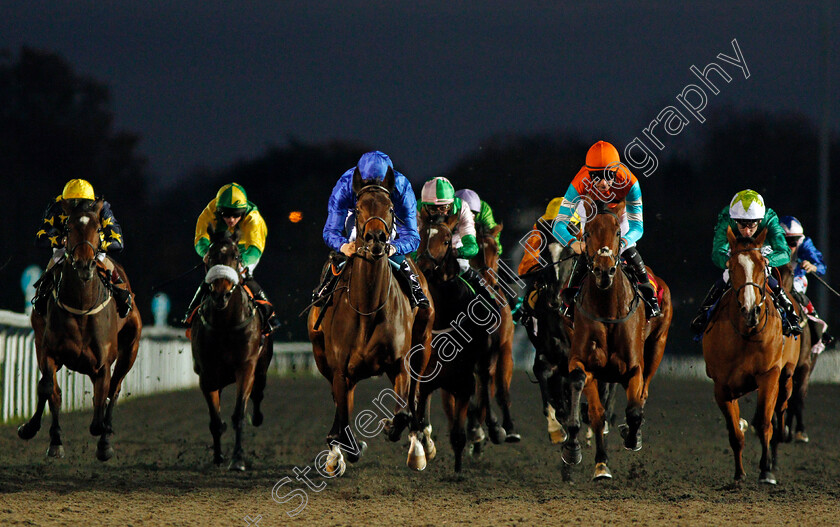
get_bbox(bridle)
[198,238,255,329]
[726,246,770,339]
[53,215,111,315]
[418,220,454,274]
[353,185,395,261]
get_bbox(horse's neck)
[581,269,633,315]
[57,262,104,306]
[349,256,392,312]
[206,287,250,325]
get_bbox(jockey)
[779,215,832,346]
[417,177,485,292]
[313,151,429,308]
[32,179,133,317]
[182,183,281,334]
[454,189,502,255]
[690,190,801,337]
[551,140,662,318]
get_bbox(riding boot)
[460,267,486,297]
[111,285,133,318]
[312,253,344,307]
[31,271,56,316]
[181,283,207,326]
[622,247,661,318]
[560,256,587,319]
[690,278,728,335]
[394,259,430,309]
[254,288,282,335]
[768,278,802,336]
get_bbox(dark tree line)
[1,47,837,349]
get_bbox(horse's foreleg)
[482,350,505,445]
[46,370,64,458]
[18,356,56,442]
[324,371,350,477]
[229,361,257,471]
[714,383,746,482]
[756,368,781,484]
[201,386,225,466]
[562,366,587,466]
[621,367,645,452]
[584,378,611,480]
[89,364,113,462]
[788,362,811,442]
[383,368,411,442]
[772,365,794,470]
[496,334,518,441]
[451,393,470,473]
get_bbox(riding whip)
[150,263,203,293]
[809,271,840,298]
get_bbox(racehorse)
[466,221,519,445]
[307,167,434,476]
[703,227,798,484]
[19,198,142,461]
[562,203,672,480]
[414,209,503,471]
[190,227,272,471]
[775,261,817,444]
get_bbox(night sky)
[4,1,837,185]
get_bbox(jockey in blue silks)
[313,150,429,308]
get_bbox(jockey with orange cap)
[181,183,281,334]
[32,179,133,317]
[551,140,662,318]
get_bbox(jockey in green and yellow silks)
[690,189,801,337]
[183,183,280,334]
[32,179,133,317]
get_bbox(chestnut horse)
[190,227,272,471]
[307,167,434,476]
[414,210,504,471]
[466,221,519,445]
[19,198,142,461]
[562,205,672,480]
[703,227,798,484]
[775,262,817,444]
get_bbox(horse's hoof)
[795,431,809,443]
[504,432,521,443]
[17,422,39,440]
[251,411,264,428]
[561,442,582,466]
[228,458,246,472]
[47,445,65,458]
[89,423,105,437]
[468,440,484,459]
[548,425,567,444]
[620,426,642,451]
[759,471,777,485]
[423,435,437,461]
[603,422,610,435]
[585,426,594,440]
[468,426,485,444]
[213,455,225,466]
[592,462,612,480]
[96,445,114,462]
[738,419,748,432]
[407,434,426,471]
[325,447,346,477]
[488,425,506,444]
[346,441,367,464]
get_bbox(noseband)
[354,185,395,260]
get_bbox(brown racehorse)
[307,167,434,476]
[562,204,672,480]
[19,198,142,461]
[775,262,817,444]
[190,227,272,471]
[703,227,798,484]
[466,221,519,445]
[414,210,504,471]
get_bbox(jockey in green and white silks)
[690,189,801,337]
[417,177,485,293]
[455,188,503,255]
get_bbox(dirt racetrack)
[2,371,840,526]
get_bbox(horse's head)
[205,227,242,310]
[474,222,503,274]
[62,198,104,282]
[352,166,395,260]
[536,242,568,312]
[726,226,769,329]
[417,209,459,279]
[583,204,621,290]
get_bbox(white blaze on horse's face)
[78,216,89,226]
[737,253,757,310]
[597,246,614,258]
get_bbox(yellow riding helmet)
[542,197,565,221]
[62,179,95,200]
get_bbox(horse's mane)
[475,221,493,238]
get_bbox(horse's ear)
[726,226,737,247]
[352,167,364,195]
[59,199,72,217]
[419,206,429,224]
[382,166,395,193]
[230,227,241,244]
[491,223,503,236]
[92,198,104,216]
[754,227,768,247]
[446,211,460,229]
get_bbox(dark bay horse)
[703,227,798,484]
[19,198,142,461]
[190,227,272,471]
[775,262,817,444]
[562,205,672,480]
[307,167,434,475]
[467,221,519,445]
[414,210,504,471]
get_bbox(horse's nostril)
[609,267,616,276]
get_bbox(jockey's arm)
[238,211,268,269]
[35,198,64,249]
[477,201,502,255]
[99,201,124,253]
[799,237,827,275]
[551,184,580,249]
[390,176,420,255]
[711,207,733,270]
[622,182,644,249]
[322,176,353,253]
[762,210,792,268]
[193,200,217,258]
[456,204,479,259]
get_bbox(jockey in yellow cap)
[32,179,133,317]
[182,183,280,334]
